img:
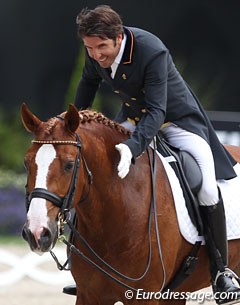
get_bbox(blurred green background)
[1,0,240,237]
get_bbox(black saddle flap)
[178,151,202,195]
[156,133,204,235]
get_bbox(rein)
[25,132,166,292]
[51,140,166,293]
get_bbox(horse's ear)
[64,104,80,133]
[21,103,42,133]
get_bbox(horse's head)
[21,103,81,254]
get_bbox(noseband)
[25,134,92,215]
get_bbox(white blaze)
[28,144,56,232]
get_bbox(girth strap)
[29,188,64,208]
[163,240,202,292]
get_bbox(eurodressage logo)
[124,288,239,304]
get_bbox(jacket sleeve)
[74,50,102,110]
[123,50,168,158]
[114,105,128,123]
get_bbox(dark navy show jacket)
[75,26,236,180]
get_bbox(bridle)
[23,131,172,294]
[24,128,201,294]
[25,134,167,293]
[25,133,93,224]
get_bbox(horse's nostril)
[38,227,52,247]
[21,224,53,252]
[41,227,51,239]
[22,226,28,241]
[22,225,38,250]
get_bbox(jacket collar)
[121,27,134,65]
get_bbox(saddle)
[155,132,207,291]
[156,132,203,235]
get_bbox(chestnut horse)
[21,103,240,305]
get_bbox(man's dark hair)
[76,5,124,40]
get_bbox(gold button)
[135,117,140,121]
[127,118,136,125]
[161,122,170,129]
[114,90,119,94]
[131,97,136,100]
[141,108,147,113]
[125,103,130,107]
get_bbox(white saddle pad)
[157,152,240,245]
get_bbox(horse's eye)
[64,161,74,172]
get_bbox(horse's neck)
[76,125,123,217]
[76,128,154,248]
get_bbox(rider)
[64,5,240,303]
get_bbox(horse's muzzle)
[22,223,57,253]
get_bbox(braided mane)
[45,117,59,135]
[55,109,131,136]
[78,110,130,135]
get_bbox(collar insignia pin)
[122,73,127,80]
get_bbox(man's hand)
[115,143,132,179]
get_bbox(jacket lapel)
[113,27,136,87]
[121,27,134,65]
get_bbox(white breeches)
[161,123,219,206]
[121,121,219,206]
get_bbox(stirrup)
[214,269,240,287]
[62,284,77,296]
[213,269,240,305]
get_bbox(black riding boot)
[200,192,240,304]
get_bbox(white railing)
[0,247,73,286]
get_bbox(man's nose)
[92,49,102,60]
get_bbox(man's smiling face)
[83,34,123,68]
